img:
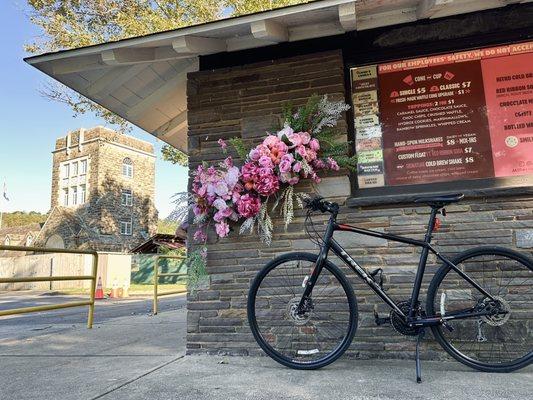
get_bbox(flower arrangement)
[190,95,355,245]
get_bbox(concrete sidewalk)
[0,303,531,400]
[0,306,186,400]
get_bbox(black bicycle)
[247,194,532,382]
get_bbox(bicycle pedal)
[373,305,391,326]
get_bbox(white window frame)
[72,161,78,176]
[80,159,87,175]
[63,188,69,206]
[119,219,133,236]
[122,158,133,178]
[71,186,78,205]
[79,185,86,204]
[121,189,133,206]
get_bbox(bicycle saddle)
[413,193,464,207]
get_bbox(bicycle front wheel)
[247,252,357,369]
[427,246,533,372]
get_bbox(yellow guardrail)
[153,255,187,315]
[0,245,98,328]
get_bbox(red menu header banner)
[378,42,533,74]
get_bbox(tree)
[25,0,308,165]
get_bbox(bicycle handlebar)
[304,197,339,214]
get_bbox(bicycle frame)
[299,209,496,328]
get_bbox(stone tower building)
[35,127,157,252]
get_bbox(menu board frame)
[346,40,533,206]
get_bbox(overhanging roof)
[25,0,525,153]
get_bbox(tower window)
[80,185,86,204]
[63,188,69,206]
[119,219,133,235]
[121,189,133,206]
[80,160,87,174]
[122,158,133,178]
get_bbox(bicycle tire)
[247,252,358,369]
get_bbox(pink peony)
[293,162,302,173]
[215,221,230,237]
[241,162,258,182]
[255,174,279,196]
[237,194,261,218]
[309,138,320,151]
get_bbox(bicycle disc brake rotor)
[390,300,420,336]
[479,296,511,327]
[287,297,311,326]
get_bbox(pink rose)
[215,221,230,237]
[255,174,279,196]
[288,133,303,147]
[309,138,320,151]
[218,138,227,149]
[300,132,311,145]
[296,145,307,158]
[237,194,261,218]
[293,162,302,173]
[305,149,317,162]
[249,148,261,161]
[263,135,280,147]
[281,153,294,163]
[279,159,292,173]
[258,155,273,168]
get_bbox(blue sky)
[0,2,188,218]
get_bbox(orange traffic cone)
[95,277,104,300]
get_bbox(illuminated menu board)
[351,41,533,188]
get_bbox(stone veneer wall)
[185,50,533,359]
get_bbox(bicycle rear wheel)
[247,252,357,369]
[427,247,532,372]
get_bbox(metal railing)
[0,245,98,328]
[153,255,187,315]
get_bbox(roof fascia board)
[25,0,355,65]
